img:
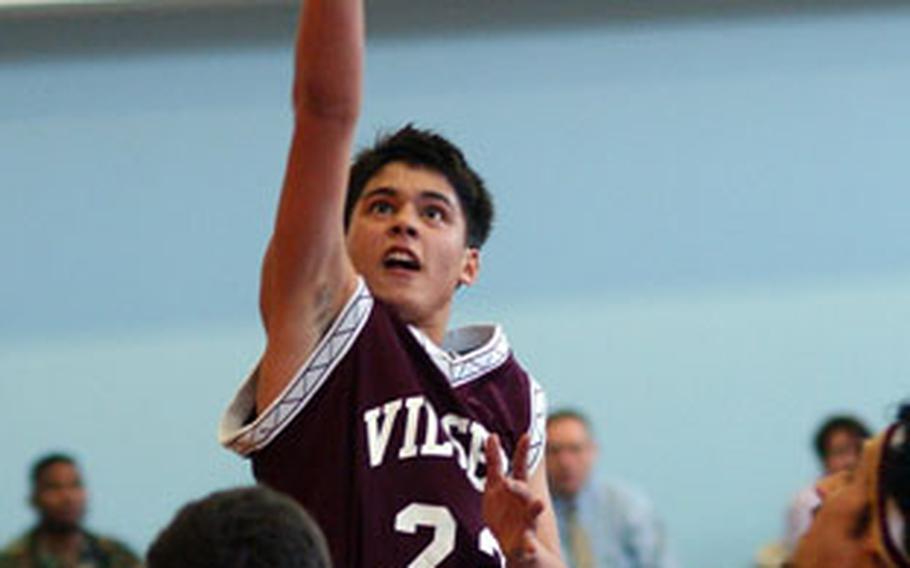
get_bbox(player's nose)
[389,223,418,238]
[388,206,419,238]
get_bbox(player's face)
[346,162,478,338]
[789,443,881,567]
[545,418,596,498]
[823,429,864,475]
[32,462,87,531]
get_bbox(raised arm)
[257,0,363,412]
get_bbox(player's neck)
[413,304,452,347]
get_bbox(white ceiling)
[0,0,290,16]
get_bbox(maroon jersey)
[220,279,547,568]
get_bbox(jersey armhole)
[219,278,373,456]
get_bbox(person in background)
[782,414,871,552]
[147,486,331,568]
[546,409,677,568]
[789,403,910,567]
[0,453,141,568]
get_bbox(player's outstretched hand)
[483,433,546,565]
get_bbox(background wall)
[2,2,909,565]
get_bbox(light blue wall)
[3,6,910,567]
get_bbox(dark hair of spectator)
[345,124,494,249]
[547,408,593,433]
[147,486,331,568]
[30,453,77,487]
[813,415,871,461]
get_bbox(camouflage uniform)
[0,529,141,568]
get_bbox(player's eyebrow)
[420,189,455,209]
[362,187,398,200]
[362,187,455,208]
[418,190,455,208]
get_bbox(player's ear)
[458,248,480,287]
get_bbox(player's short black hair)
[30,453,77,487]
[147,486,331,568]
[547,408,593,434]
[813,415,871,461]
[881,403,910,552]
[345,125,494,249]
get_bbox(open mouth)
[383,248,421,271]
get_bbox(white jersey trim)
[526,376,547,474]
[408,323,511,388]
[219,278,373,456]
[410,323,544,473]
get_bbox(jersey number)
[394,503,504,568]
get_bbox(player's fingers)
[506,531,536,565]
[526,498,544,522]
[520,530,539,559]
[511,434,530,481]
[503,478,532,499]
[525,531,539,554]
[485,434,504,484]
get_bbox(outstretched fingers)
[485,433,505,485]
[486,434,544,522]
[483,433,549,562]
[511,433,530,481]
[525,496,545,522]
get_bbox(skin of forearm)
[293,0,364,119]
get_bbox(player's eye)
[422,206,446,222]
[368,201,394,215]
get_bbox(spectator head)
[29,452,86,533]
[546,409,597,499]
[147,486,331,568]
[813,415,872,475]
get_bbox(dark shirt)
[0,528,141,568]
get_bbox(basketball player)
[219,1,564,566]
